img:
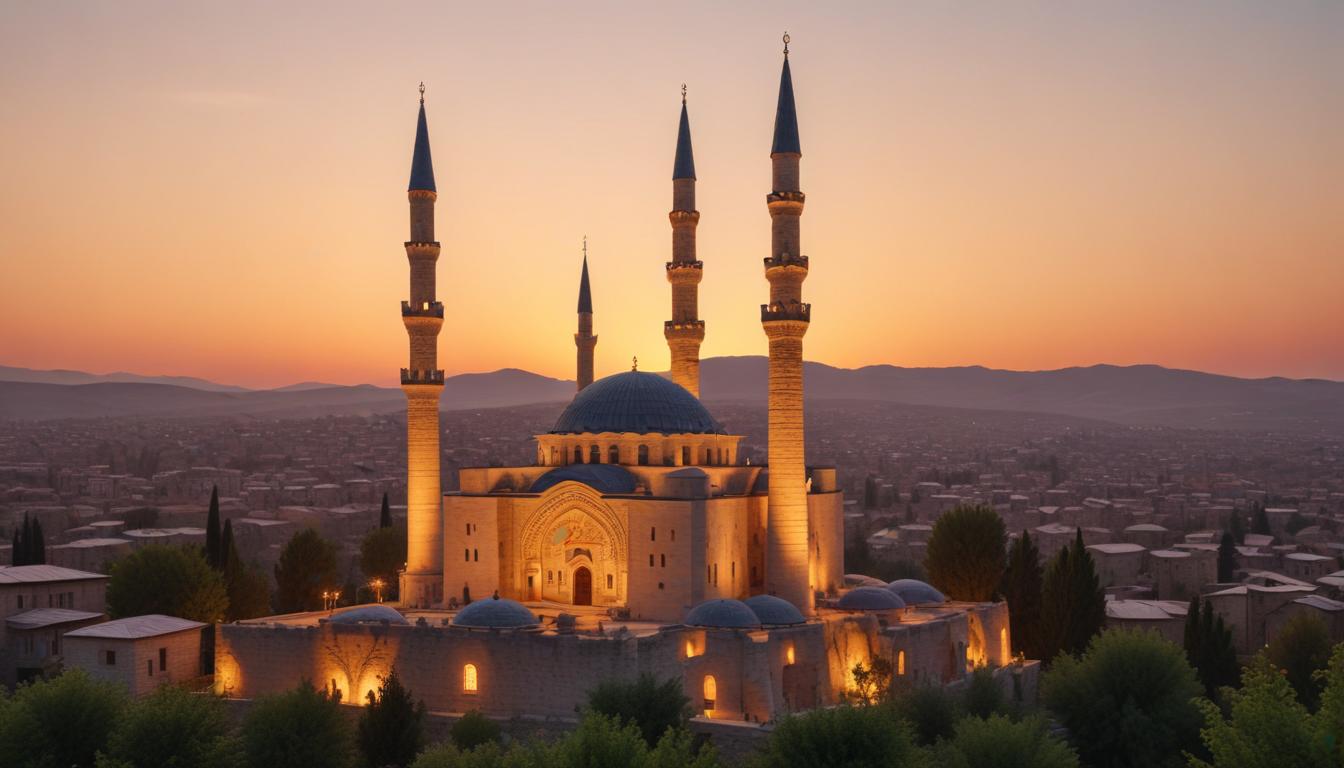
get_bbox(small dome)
[743,594,806,626]
[844,574,888,588]
[451,595,539,629]
[837,586,906,612]
[329,605,409,625]
[551,371,722,435]
[886,579,945,606]
[685,599,761,629]
[667,467,708,479]
[530,464,638,494]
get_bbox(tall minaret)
[575,238,596,391]
[400,84,444,608]
[761,36,813,614]
[665,84,705,397]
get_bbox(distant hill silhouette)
[1,358,1339,431]
[0,364,248,392]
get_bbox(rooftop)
[6,608,103,630]
[0,565,108,584]
[65,614,205,640]
[550,371,723,436]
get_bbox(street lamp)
[369,578,386,604]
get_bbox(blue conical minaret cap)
[408,93,436,193]
[771,56,801,155]
[577,251,593,314]
[673,98,696,180]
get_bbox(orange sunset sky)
[1,2,1341,389]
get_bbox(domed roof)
[886,579,945,606]
[837,586,906,612]
[328,605,409,625]
[451,595,539,629]
[743,594,806,626]
[551,372,722,435]
[530,464,638,494]
[685,599,761,629]
[844,574,889,588]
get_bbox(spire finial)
[632,356,638,372]
[783,31,790,58]
[419,81,425,104]
[583,234,588,259]
[681,83,687,104]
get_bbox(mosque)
[216,41,1026,724]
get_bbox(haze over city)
[3,1,1341,388]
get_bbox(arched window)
[1000,627,1010,663]
[704,448,712,465]
[785,644,795,665]
[682,446,691,466]
[590,445,601,464]
[574,446,584,464]
[463,664,478,693]
[608,445,619,464]
[702,675,717,713]
[897,650,906,676]
[638,445,649,466]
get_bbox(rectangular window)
[159,647,167,672]
[713,563,718,586]
[17,596,22,610]
[651,527,656,541]
[473,548,478,562]
[67,591,74,608]
[466,523,471,536]
[465,549,470,562]
[660,554,666,567]
[606,574,613,589]
[671,529,675,542]
[105,650,116,666]
[147,660,153,677]
[649,554,654,567]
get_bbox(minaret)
[761,36,813,614]
[400,84,444,608]
[665,84,705,397]
[575,238,597,391]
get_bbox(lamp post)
[369,578,386,604]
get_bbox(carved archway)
[520,482,627,606]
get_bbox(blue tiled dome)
[530,464,638,494]
[743,594,805,626]
[837,586,906,612]
[685,599,761,629]
[451,596,538,629]
[551,372,722,435]
[887,579,946,606]
[329,605,409,625]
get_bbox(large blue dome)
[451,596,539,629]
[551,371,723,435]
[685,599,761,629]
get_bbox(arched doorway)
[572,566,592,606]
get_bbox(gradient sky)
[2,1,1341,388]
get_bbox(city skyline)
[2,2,1341,389]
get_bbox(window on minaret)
[473,549,478,562]
[464,549,469,562]
[466,523,471,536]
[590,446,601,464]
[651,527,656,541]
[671,529,676,542]
[660,554,666,567]
[649,555,654,567]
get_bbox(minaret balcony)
[401,301,445,319]
[665,260,704,271]
[767,190,806,204]
[668,210,701,225]
[664,320,706,340]
[764,253,809,271]
[761,302,811,323]
[400,368,445,386]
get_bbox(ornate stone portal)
[519,483,627,607]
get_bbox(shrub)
[105,544,228,623]
[242,680,353,768]
[0,669,127,768]
[95,685,238,768]
[584,674,691,747]
[755,705,922,768]
[449,710,502,751]
[1266,612,1332,710]
[890,683,961,746]
[937,714,1078,768]
[961,667,1006,720]
[358,668,426,768]
[1042,628,1203,768]
[1189,654,1327,768]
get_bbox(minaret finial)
[419,81,425,104]
[632,356,638,372]
[783,31,790,58]
[583,234,588,260]
[681,83,687,104]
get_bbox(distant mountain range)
[1,358,1340,432]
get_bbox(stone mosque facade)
[217,44,1026,725]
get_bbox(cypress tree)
[205,485,221,570]
[380,493,392,529]
[1251,502,1271,537]
[1185,594,1239,698]
[18,515,33,566]
[9,527,19,567]
[221,518,237,571]
[1001,530,1044,659]
[1183,595,1201,669]
[1041,529,1105,663]
[1217,531,1237,582]
[30,519,44,565]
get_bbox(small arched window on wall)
[638,445,649,466]
[608,445,619,464]
[590,445,601,464]
[463,664,478,693]
[702,675,717,715]
[574,446,584,464]
[897,650,906,676]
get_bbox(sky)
[1,1,1340,389]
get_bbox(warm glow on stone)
[463,663,478,693]
[785,644,795,665]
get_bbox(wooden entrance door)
[573,566,592,606]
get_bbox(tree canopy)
[95,684,237,768]
[1266,612,1333,711]
[273,528,341,613]
[360,526,407,603]
[0,669,127,768]
[1039,530,1105,663]
[585,673,691,748]
[242,680,353,768]
[358,668,426,768]
[924,504,1007,602]
[1001,529,1044,660]
[105,544,228,623]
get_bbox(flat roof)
[65,614,205,640]
[0,565,108,584]
[1088,543,1146,555]
[6,608,103,630]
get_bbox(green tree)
[890,683,962,746]
[106,544,228,623]
[846,657,895,706]
[1250,503,1271,537]
[273,528,341,613]
[551,712,651,768]
[936,714,1079,768]
[1189,655,1329,768]
[360,526,407,603]
[0,669,127,768]
[220,519,273,621]
[1183,596,1239,700]
[380,493,393,529]
[449,710,501,751]
[1265,612,1332,710]
[205,485,222,570]
[924,504,1007,602]
[1039,530,1105,663]
[1217,532,1237,583]
[753,705,922,768]
[1001,530,1044,659]
[30,518,45,564]
[1227,511,1246,546]
[241,681,353,768]
[961,666,1007,720]
[585,673,691,748]
[12,514,47,566]
[1042,628,1204,768]
[358,668,425,768]
[95,685,238,768]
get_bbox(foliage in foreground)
[1265,612,1333,711]
[1043,628,1205,768]
[752,704,922,768]
[95,685,238,768]
[242,680,354,768]
[1039,530,1106,663]
[585,673,692,748]
[0,669,127,768]
[449,710,502,752]
[358,668,426,768]
[935,714,1079,768]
